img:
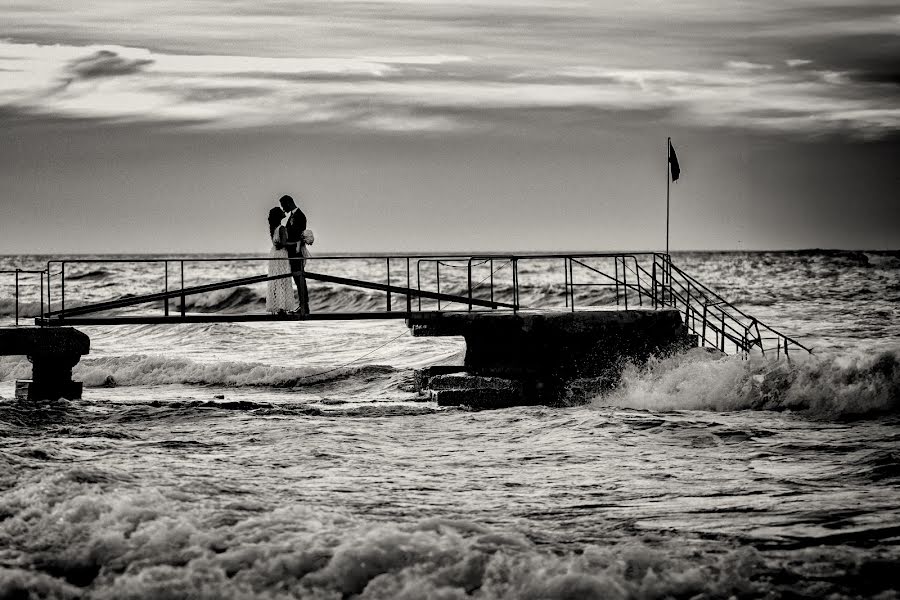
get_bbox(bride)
[266,207,294,313]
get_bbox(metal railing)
[38,252,655,322]
[0,253,811,357]
[638,254,811,357]
[1,269,47,326]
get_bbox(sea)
[0,250,898,599]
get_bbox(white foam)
[0,472,774,599]
[598,347,900,418]
[75,354,394,388]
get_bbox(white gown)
[266,226,294,313]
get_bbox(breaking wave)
[72,354,397,388]
[598,347,900,419]
[0,354,397,389]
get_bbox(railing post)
[513,258,519,313]
[467,259,472,312]
[61,262,65,321]
[720,311,726,352]
[406,258,411,316]
[300,258,306,317]
[46,261,51,317]
[614,257,619,307]
[701,303,708,348]
[652,259,657,309]
[685,281,691,331]
[634,258,643,307]
[623,259,628,310]
[436,262,441,311]
[490,259,494,308]
[669,257,674,307]
[564,258,568,308]
[180,261,186,317]
[662,254,668,306]
[569,259,574,312]
[419,261,425,311]
[40,271,45,323]
[164,261,169,316]
[386,257,391,312]
[14,269,19,326]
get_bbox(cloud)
[725,61,774,71]
[0,40,898,138]
[67,49,153,78]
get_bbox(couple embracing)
[266,194,313,315]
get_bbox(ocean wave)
[66,268,110,281]
[0,479,792,599]
[0,355,32,381]
[597,347,900,419]
[67,280,634,316]
[171,285,389,314]
[0,299,43,318]
[175,286,264,313]
[2,474,895,599]
[74,354,397,388]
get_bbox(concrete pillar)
[0,328,90,400]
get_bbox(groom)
[278,194,310,315]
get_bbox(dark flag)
[668,139,681,182]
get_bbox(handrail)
[650,254,811,356]
[44,267,516,320]
[2,252,811,357]
[659,255,810,350]
[44,251,660,265]
[1,269,47,326]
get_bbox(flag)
[668,139,681,182]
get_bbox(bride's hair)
[267,207,284,238]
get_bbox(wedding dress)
[266,226,294,313]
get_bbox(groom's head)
[278,195,296,212]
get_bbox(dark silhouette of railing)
[2,253,810,357]
[0,270,46,326]
[637,255,811,357]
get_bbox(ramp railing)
[36,253,657,324]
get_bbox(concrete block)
[433,387,526,409]
[1,327,90,400]
[408,309,692,408]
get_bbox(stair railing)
[644,254,811,357]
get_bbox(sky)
[0,0,898,253]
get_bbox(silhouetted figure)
[279,194,310,315]
[266,207,293,314]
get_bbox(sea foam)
[73,354,397,388]
[0,472,775,599]
[598,347,900,419]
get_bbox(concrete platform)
[0,327,89,400]
[408,309,693,407]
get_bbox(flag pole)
[666,136,670,257]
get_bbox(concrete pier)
[0,328,90,400]
[408,309,693,407]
